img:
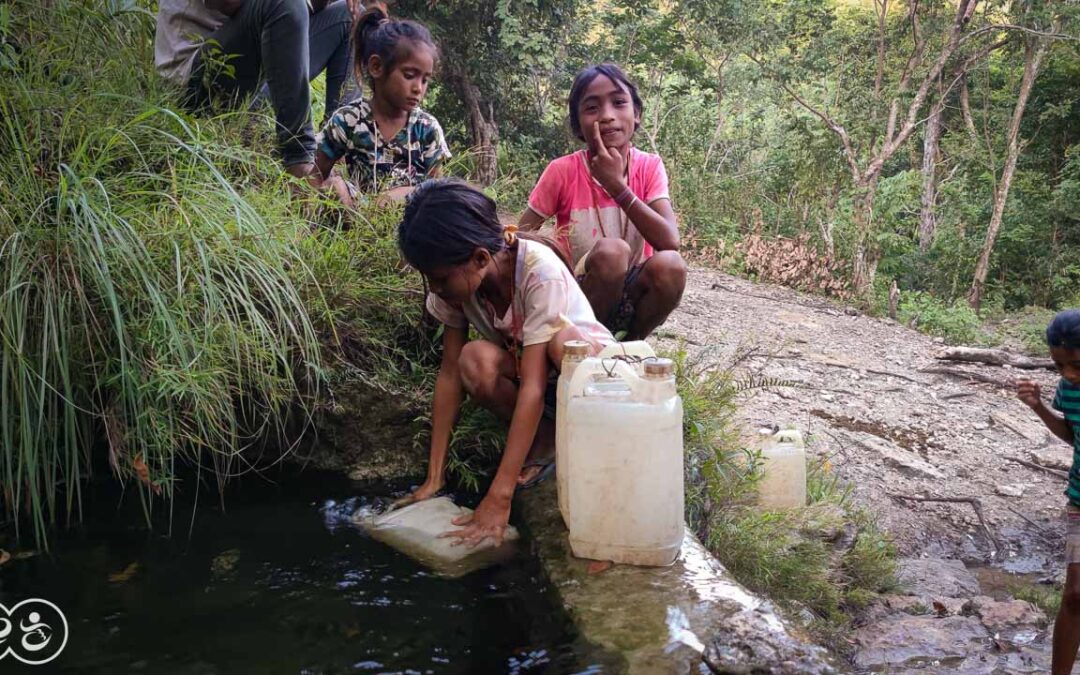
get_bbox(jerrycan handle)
[774,428,804,446]
[566,357,644,399]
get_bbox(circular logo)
[0,599,68,665]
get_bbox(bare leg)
[458,340,552,485]
[1053,563,1080,674]
[625,250,687,340]
[458,327,589,485]
[579,238,631,324]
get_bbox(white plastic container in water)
[353,497,519,578]
[564,358,684,566]
[757,427,807,510]
[597,340,656,362]
[556,340,591,523]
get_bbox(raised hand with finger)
[587,121,627,196]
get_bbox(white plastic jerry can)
[757,427,807,510]
[597,340,656,363]
[564,357,684,566]
[556,340,592,523]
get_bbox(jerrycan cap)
[644,358,675,379]
[564,341,590,360]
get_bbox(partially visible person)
[395,180,614,547]
[306,6,450,207]
[155,0,355,177]
[518,63,686,340]
[1016,309,1080,675]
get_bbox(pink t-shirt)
[527,148,671,270]
[425,239,614,350]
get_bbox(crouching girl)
[397,179,615,547]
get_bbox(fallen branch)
[934,346,1054,370]
[1005,455,1069,480]
[889,494,1001,556]
[919,365,1008,388]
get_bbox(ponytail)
[352,5,438,86]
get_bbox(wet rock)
[995,484,1025,498]
[703,610,836,674]
[970,596,1046,631]
[851,615,988,670]
[897,558,981,599]
[516,481,833,674]
[997,645,1052,673]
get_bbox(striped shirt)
[1053,378,1080,506]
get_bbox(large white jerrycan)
[597,340,656,363]
[564,357,684,566]
[757,427,807,510]
[556,340,592,523]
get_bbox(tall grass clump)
[674,344,896,645]
[0,0,337,544]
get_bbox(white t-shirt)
[425,239,614,350]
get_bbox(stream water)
[0,470,606,674]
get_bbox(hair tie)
[503,224,518,246]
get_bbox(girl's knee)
[644,251,687,296]
[458,342,504,400]
[587,239,632,276]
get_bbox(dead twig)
[919,365,1009,388]
[941,391,976,400]
[889,494,1001,557]
[1003,505,1055,541]
[1005,455,1069,480]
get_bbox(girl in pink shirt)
[396,179,614,548]
[519,63,687,340]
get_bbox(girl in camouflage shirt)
[310,6,450,206]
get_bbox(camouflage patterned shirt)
[318,97,451,192]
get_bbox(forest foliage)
[420,0,1080,312]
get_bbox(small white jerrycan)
[556,340,592,523]
[564,357,684,566]
[757,427,807,510]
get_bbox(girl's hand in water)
[389,477,444,511]
[1016,378,1043,410]
[443,494,511,548]
[586,121,627,195]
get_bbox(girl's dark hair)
[399,179,570,274]
[1047,309,1080,349]
[352,5,437,85]
[567,63,643,142]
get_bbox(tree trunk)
[851,186,879,297]
[918,100,944,252]
[448,64,498,186]
[968,34,1052,311]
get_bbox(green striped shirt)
[1053,378,1080,506]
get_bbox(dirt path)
[657,267,1068,572]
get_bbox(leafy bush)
[898,291,983,345]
